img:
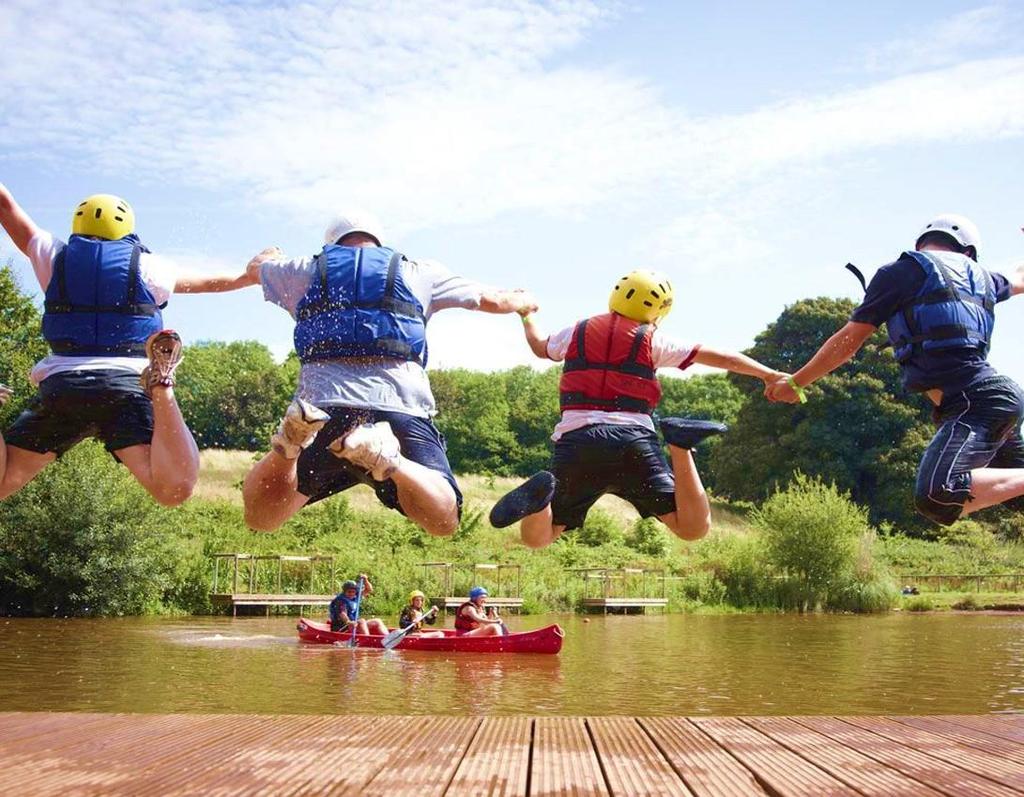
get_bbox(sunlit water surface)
[2,613,1023,715]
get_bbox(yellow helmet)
[408,590,426,602]
[72,194,135,240]
[608,270,674,323]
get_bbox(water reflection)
[1,613,1023,715]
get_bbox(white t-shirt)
[261,252,487,417]
[26,231,179,385]
[545,323,701,440]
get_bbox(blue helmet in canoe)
[469,586,488,601]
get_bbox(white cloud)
[3,0,1022,248]
[864,5,1021,74]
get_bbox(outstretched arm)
[478,288,538,315]
[174,247,280,294]
[0,184,41,256]
[520,313,551,359]
[767,321,876,402]
[692,346,785,385]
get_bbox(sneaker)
[489,471,556,528]
[659,418,728,449]
[271,399,330,459]
[329,421,402,481]
[140,330,183,394]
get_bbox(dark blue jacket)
[42,234,163,356]
[293,245,427,365]
[886,251,996,390]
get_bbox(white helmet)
[916,213,981,259]
[323,210,384,246]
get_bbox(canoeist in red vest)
[454,586,505,636]
[490,270,786,548]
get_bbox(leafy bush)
[903,595,934,612]
[952,594,981,611]
[573,508,625,548]
[0,442,188,616]
[753,473,868,611]
[626,517,670,557]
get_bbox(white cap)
[323,210,384,246]
[916,213,981,258]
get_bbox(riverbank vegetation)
[4,263,1024,618]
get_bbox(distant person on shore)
[490,270,787,548]
[240,210,537,538]
[454,587,505,637]
[328,574,387,635]
[766,215,1024,526]
[398,590,443,638]
[0,184,259,504]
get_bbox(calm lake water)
[2,612,1023,716]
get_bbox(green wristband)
[787,376,808,404]
[521,313,533,324]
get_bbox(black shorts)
[4,369,153,456]
[297,406,463,514]
[550,424,676,530]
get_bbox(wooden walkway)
[2,712,1024,795]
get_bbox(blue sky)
[2,0,1022,380]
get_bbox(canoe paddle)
[381,606,439,651]
[348,577,363,649]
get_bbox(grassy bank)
[4,444,1024,618]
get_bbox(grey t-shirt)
[261,252,485,417]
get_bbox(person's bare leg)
[962,467,1024,515]
[117,385,199,507]
[463,623,502,637]
[0,444,56,500]
[658,445,711,541]
[242,451,311,531]
[243,399,328,531]
[391,461,459,537]
[366,619,388,634]
[520,505,567,549]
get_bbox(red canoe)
[296,618,564,654]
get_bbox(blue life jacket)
[42,234,163,357]
[293,245,427,365]
[886,250,996,369]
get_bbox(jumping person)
[490,269,787,548]
[241,211,537,536]
[398,590,443,638]
[328,575,388,635]
[0,185,258,504]
[767,214,1024,526]
[454,587,504,637]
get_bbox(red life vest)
[559,312,661,414]
[454,602,479,633]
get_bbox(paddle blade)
[381,626,409,651]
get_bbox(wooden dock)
[3,712,1024,795]
[210,593,335,615]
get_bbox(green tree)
[0,261,48,427]
[626,517,670,557]
[753,474,870,611]
[174,341,297,449]
[0,442,184,616]
[711,297,932,528]
[431,369,519,474]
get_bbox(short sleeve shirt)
[545,323,701,440]
[851,252,1011,393]
[260,250,488,416]
[25,231,180,384]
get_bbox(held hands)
[245,246,283,281]
[508,289,539,316]
[764,373,804,404]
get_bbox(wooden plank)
[361,716,480,795]
[746,716,946,797]
[532,717,609,796]
[639,716,769,797]
[891,716,1024,766]
[936,716,1024,745]
[0,711,118,746]
[446,716,531,797]
[587,717,691,796]
[841,716,1024,792]
[794,716,1020,797]
[691,717,858,796]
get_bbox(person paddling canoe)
[454,586,505,637]
[397,590,443,638]
[328,574,387,635]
